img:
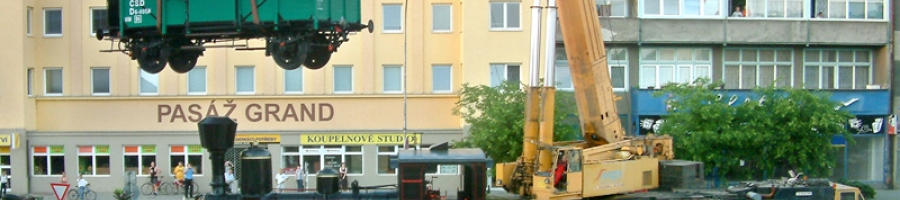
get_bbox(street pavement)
[10,187,900,199]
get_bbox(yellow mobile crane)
[495,0,674,199]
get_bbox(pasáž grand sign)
[301,133,422,145]
[157,100,334,123]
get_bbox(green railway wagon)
[98,0,373,74]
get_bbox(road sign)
[50,183,70,200]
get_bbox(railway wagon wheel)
[303,34,332,70]
[271,37,309,70]
[169,50,201,73]
[136,41,168,74]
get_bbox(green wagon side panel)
[238,0,278,24]
[188,0,237,24]
[163,0,187,27]
[327,0,361,23]
[120,0,159,29]
[277,0,317,22]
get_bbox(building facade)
[0,0,897,194]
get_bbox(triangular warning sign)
[50,183,70,200]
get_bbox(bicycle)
[140,177,161,195]
[160,178,201,195]
[67,185,97,200]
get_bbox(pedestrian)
[1,171,8,196]
[339,162,348,189]
[184,163,195,200]
[275,169,288,193]
[149,161,160,196]
[174,162,185,187]
[60,171,68,184]
[224,168,236,194]
[77,174,90,200]
[295,165,305,191]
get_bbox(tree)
[655,78,853,180]
[452,82,579,163]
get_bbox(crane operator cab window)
[553,150,582,191]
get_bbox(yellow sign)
[235,134,281,143]
[0,135,10,146]
[301,133,422,145]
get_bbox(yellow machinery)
[495,0,675,199]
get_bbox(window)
[639,48,712,88]
[490,2,521,30]
[170,145,203,175]
[27,7,33,35]
[555,47,628,91]
[819,0,884,19]
[426,165,461,175]
[432,65,452,93]
[187,67,206,95]
[124,145,156,176]
[286,146,363,175]
[383,4,403,33]
[90,8,108,36]
[642,0,722,16]
[490,64,521,87]
[723,49,794,89]
[598,0,628,17]
[383,65,403,93]
[432,4,452,32]
[78,146,111,176]
[377,145,398,174]
[27,68,33,96]
[139,70,158,95]
[0,147,11,181]
[91,68,110,95]
[284,68,303,94]
[45,68,63,95]
[744,0,804,18]
[236,66,255,94]
[334,66,353,93]
[803,49,871,89]
[44,8,62,36]
[32,146,65,175]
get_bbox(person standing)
[60,171,68,184]
[339,162,348,190]
[1,171,8,197]
[173,162,185,187]
[275,170,288,193]
[184,163,195,199]
[77,174,89,200]
[149,161,160,196]
[294,165,305,191]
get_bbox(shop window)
[124,145,156,176]
[723,48,794,89]
[286,145,362,175]
[377,145,397,174]
[1,147,11,180]
[78,146,110,176]
[846,136,884,181]
[170,145,203,175]
[33,146,65,176]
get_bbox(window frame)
[91,67,111,96]
[139,70,159,95]
[187,66,207,95]
[44,68,63,96]
[286,146,364,176]
[432,65,453,93]
[284,69,304,94]
[32,146,65,176]
[638,48,713,89]
[639,0,724,18]
[741,0,806,18]
[27,68,34,96]
[489,2,522,31]
[27,7,33,36]
[490,63,521,87]
[235,66,255,95]
[802,49,872,89]
[432,4,453,33]
[377,145,399,175]
[598,0,629,17]
[383,4,404,33]
[123,145,157,177]
[822,0,887,20]
[333,66,354,94]
[169,145,204,176]
[43,8,63,37]
[383,65,403,94]
[722,48,795,89]
[78,145,111,176]
[89,7,108,36]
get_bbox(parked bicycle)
[140,177,161,195]
[67,185,97,200]
[160,177,200,195]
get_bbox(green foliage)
[654,78,853,180]
[113,188,132,200]
[452,81,579,163]
[837,178,876,198]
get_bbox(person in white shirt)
[1,171,8,196]
[275,170,288,193]
[77,174,90,200]
[224,168,236,194]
